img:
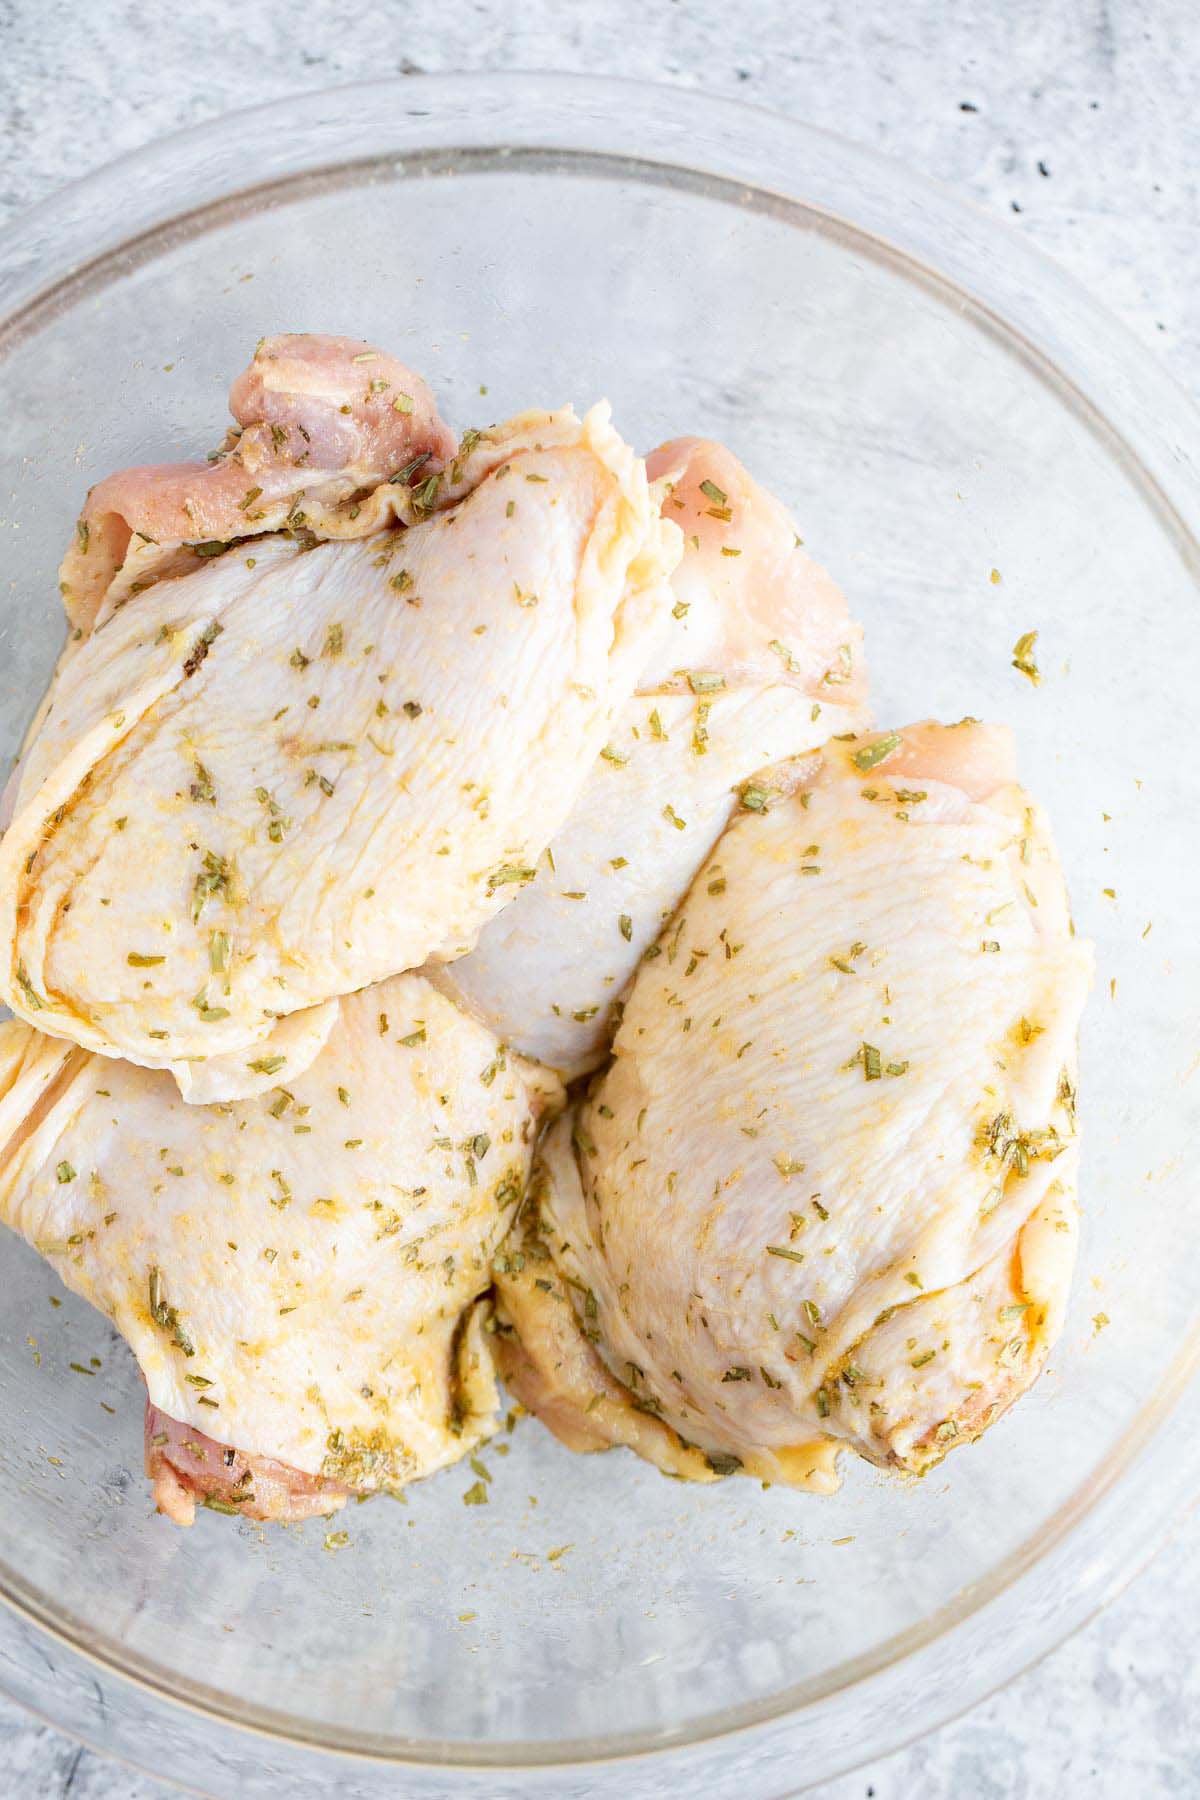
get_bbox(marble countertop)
[1,1,1197,1794]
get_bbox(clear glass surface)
[1,73,1199,1800]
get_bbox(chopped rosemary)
[768,638,801,673]
[852,733,901,772]
[183,620,223,677]
[1012,630,1041,685]
[194,1000,230,1023]
[189,760,217,805]
[191,850,234,923]
[487,863,536,894]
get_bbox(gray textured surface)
[0,1,1197,1794]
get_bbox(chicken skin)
[0,976,559,1524]
[437,438,869,1077]
[0,394,678,1094]
[495,721,1092,1486]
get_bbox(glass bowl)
[1,73,1199,1800]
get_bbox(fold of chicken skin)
[0,402,679,1088]
[495,720,1092,1486]
[0,975,561,1523]
[435,438,869,1077]
[493,1116,718,1482]
[57,333,458,640]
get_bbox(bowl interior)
[2,98,1200,1783]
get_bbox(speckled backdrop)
[1,2,1198,1795]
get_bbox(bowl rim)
[2,67,1200,1791]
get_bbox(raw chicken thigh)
[0,975,559,1524]
[495,721,1092,1485]
[437,438,869,1076]
[5,333,457,801]
[0,391,678,1091]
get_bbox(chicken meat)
[57,332,458,641]
[495,720,1092,1486]
[0,388,678,1094]
[436,438,869,1076]
[0,974,560,1524]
